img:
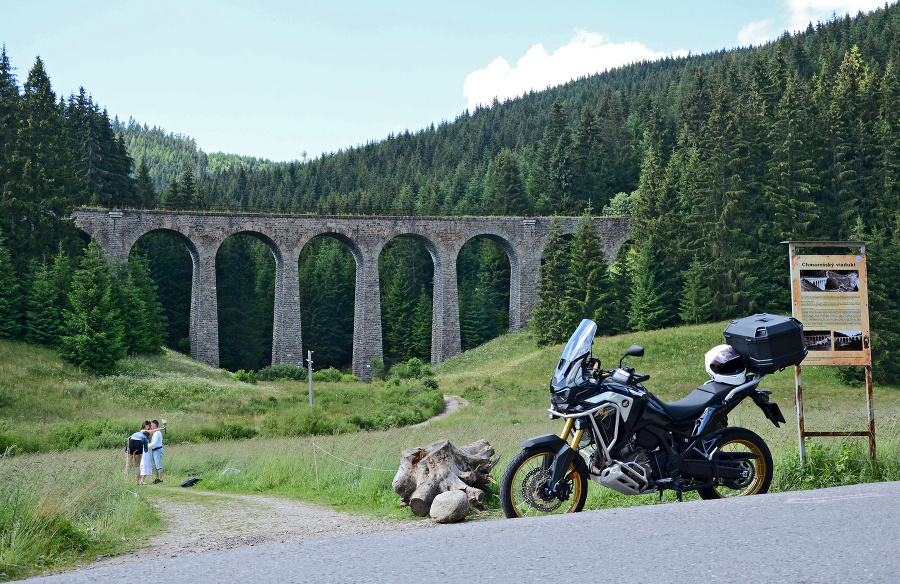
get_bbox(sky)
[0,0,892,162]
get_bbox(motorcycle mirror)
[619,344,645,368]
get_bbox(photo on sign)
[799,270,859,292]
[833,330,864,351]
[804,330,832,351]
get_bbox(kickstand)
[676,488,683,502]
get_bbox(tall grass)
[1,320,899,579]
[0,341,442,455]
[0,449,158,581]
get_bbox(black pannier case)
[724,313,807,374]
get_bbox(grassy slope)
[2,322,899,579]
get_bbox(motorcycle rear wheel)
[697,427,773,500]
[500,445,588,518]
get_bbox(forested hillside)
[3,4,900,380]
[0,49,165,372]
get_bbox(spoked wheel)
[697,427,773,500]
[499,445,588,518]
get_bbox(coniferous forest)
[2,4,900,381]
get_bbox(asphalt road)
[27,481,900,584]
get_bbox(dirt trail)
[90,395,471,567]
[91,489,431,568]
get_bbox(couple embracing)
[125,419,166,485]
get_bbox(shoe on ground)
[152,479,162,484]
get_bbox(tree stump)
[392,439,500,517]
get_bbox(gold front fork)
[559,418,584,449]
[559,418,574,440]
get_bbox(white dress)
[140,438,153,476]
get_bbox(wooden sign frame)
[786,241,875,463]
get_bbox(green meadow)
[2,321,899,580]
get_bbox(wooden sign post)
[786,241,875,464]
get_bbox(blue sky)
[1,0,891,162]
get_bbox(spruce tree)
[628,236,679,331]
[58,242,125,373]
[486,149,527,215]
[679,258,717,324]
[135,157,158,207]
[531,219,576,345]
[12,57,75,263]
[127,255,166,354]
[0,45,21,220]
[570,107,602,212]
[605,241,634,336]
[382,263,415,363]
[179,163,196,207]
[460,284,488,351]
[568,215,614,332]
[116,262,149,355]
[0,234,22,338]
[25,259,59,345]
[412,292,432,360]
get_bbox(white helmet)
[704,344,746,385]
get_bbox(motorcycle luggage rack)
[548,403,621,468]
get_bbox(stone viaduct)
[72,209,631,380]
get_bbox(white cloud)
[737,19,777,46]
[463,31,686,111]
[785,0,887,32]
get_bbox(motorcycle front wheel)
[697,427,773,500]
[499,445,588,518]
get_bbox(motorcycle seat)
[656,381,740,421]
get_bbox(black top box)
[724,314,808,374]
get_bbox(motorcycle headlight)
[550,387,571,406]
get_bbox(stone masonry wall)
[73,209,631,380]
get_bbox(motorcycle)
[499,318,792,518]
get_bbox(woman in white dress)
[139,429,154,483]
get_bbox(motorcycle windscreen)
[552,319,597,389]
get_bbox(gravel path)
[91,489,432,568]
[412,394,469,427]
[88,395,471,568]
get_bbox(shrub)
[257,364,307,381]
[389,357,434,380]
[234,369,257,384]
[194,421,258,442]
[312,367,343,382]
[260,408,354,437]
[347,380,444,430]
[369,358,387,381]
[340,374,361,383]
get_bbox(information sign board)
[790,253,871,366]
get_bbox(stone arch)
[129,227,206,362]
[299,230,365,271]
[130,227,201,266]
[378,232,453,366]
[214,229,287,371]
[296,232,364,372]
[455,233,516,350]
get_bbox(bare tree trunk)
[392,439,500,517]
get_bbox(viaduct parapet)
[72,209,631,380]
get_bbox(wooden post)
[795,365,807,465]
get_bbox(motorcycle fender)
[519,433,569,449]
[518,434,589,493]
[751,393,787,427]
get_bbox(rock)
[429,490,469,523]
[392,439,500,517]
